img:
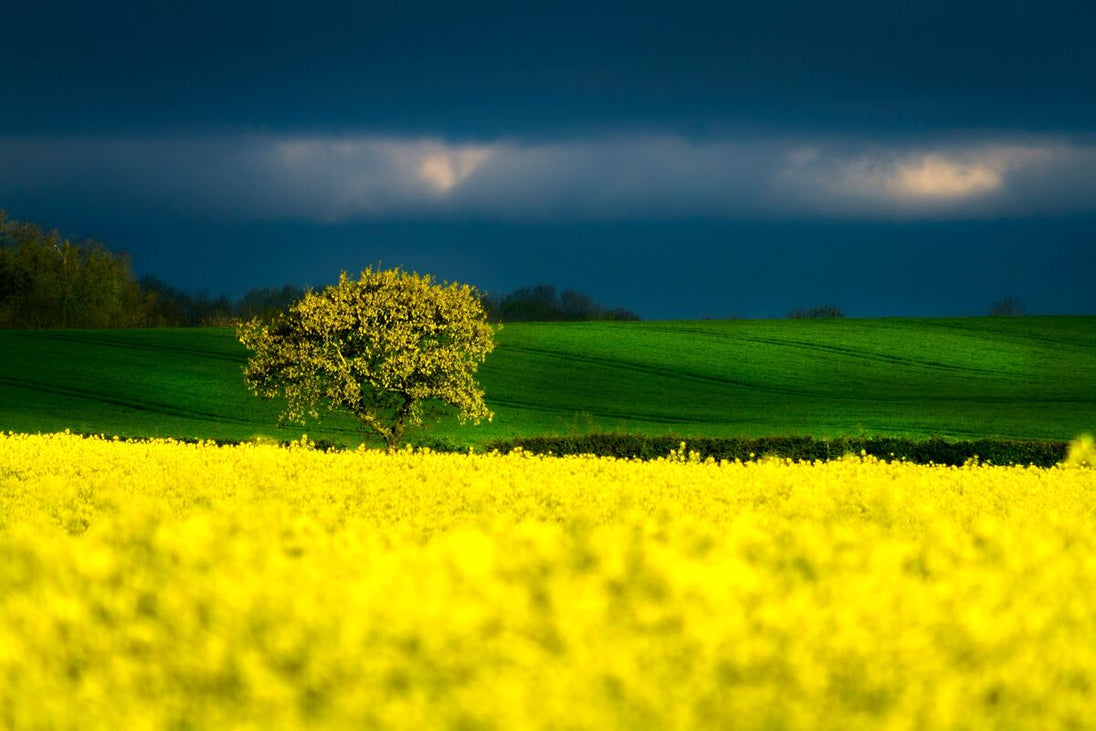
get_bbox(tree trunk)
[385,396,415,453]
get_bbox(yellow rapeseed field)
[1,432,1095,730]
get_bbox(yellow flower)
[1,432,1095,729]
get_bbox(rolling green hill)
[2,317,1094,447]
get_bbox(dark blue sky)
[3,0,1094,318]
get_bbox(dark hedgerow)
[51,429,1072,466]
[485,434,1069,468]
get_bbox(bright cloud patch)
[263,138,494,219]
[890,154,1004,198]
[416,146,492,192]
[779,142,1085,216]
[806,150,1014,202]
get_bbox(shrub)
[788,305,846,319]
[989,297,1025,317]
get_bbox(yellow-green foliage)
[2,433,1096,730]
[1067,434,1096,468]
[237,267,494,450]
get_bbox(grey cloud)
[3,134,1095,223]
[447,138,782,220]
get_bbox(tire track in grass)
[918,319,1096,355]
[0,375,258,426]
[503,345,818,398]
[652,321,1093,376]
[687,328,1003,377]
[9,331,247,363]
[485,397,735,425]
[500,346,1093,406]
[737,334,1002,375]
[537,323,1007,378]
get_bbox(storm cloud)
[2,0,1093,317]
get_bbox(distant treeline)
[481,284,639,323]
[0,214,639,328]
[0,213,306,328]
[138,280,642,326]
[137,277,306,327]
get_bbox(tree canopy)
[237,268,495,451]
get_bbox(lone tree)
[237,267,495,451]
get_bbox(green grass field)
[2,316,1094,447]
